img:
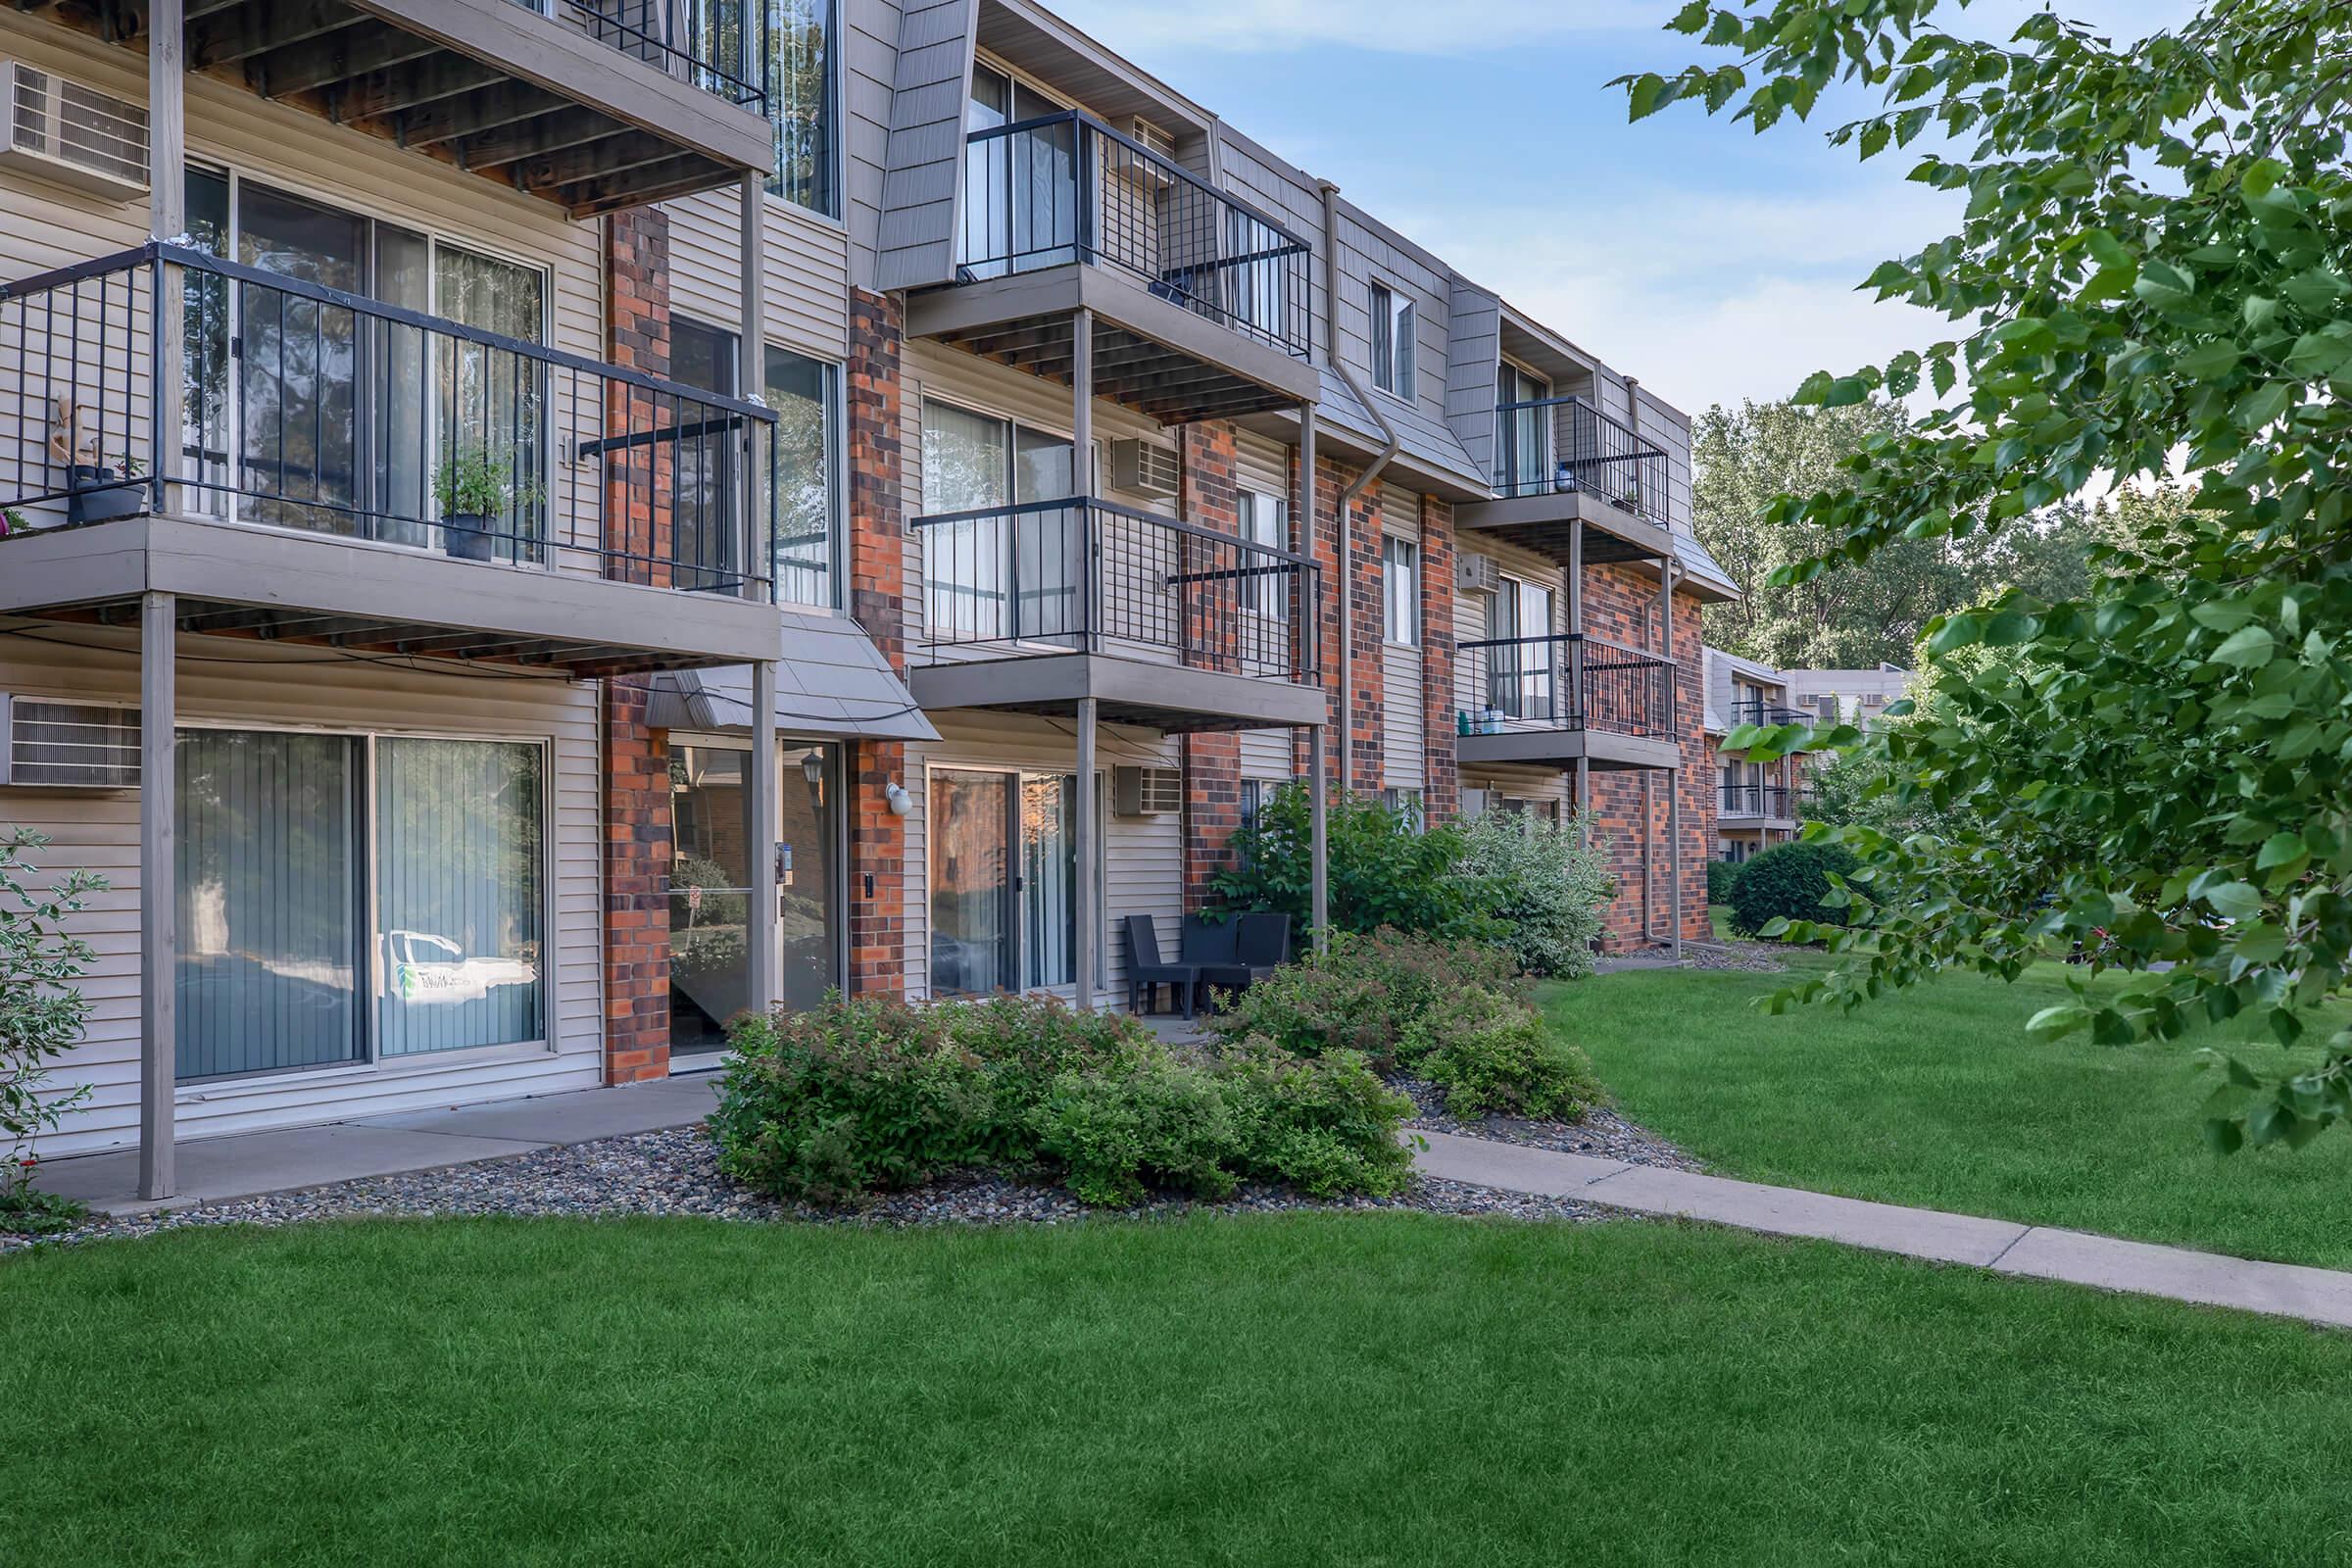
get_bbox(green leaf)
[2203,882,2264,921]
[2232,380,2294,430]
[2026,1004,2092,1041]
[2132,258,2195,306]
[2209,625,2276,667]
[1628,73,1670,122]
[2284,330,2352,379]
[2176,341,2240,379]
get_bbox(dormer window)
[1370,282,1415,402]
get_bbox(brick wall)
[846,288,909,996]
[1178,421,1245,901]
[602,208,674,1082]
[1287,451,1387,793]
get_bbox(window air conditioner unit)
[1109,438,1181,500]
[1113,764,1182,816]
[1118,115,1177,189]
[1456,552,1500,597]
[1459,787,1493,818]
[0,62,148,203]
[0,696,141,789]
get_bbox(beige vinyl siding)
[1461,762,1570,815]
[1380,487,1424,791]
[662,187,852,363]
[0,629,605,1157]
[1231,430,1302,781]
[900,712,1182,1005]
[1451,535,1567,722]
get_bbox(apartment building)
[1787,664,1911,727]
[1704,649,1810,863]
[0,0,1733,1192]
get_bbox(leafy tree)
[1695,397,2090,667]
[1623,2,2352,1149]
[1452,809,1612,978]
[1208,786,1499,942]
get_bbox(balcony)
[1735,698,1812,728]
[26,0,775,214]
[903,497,1326,733]
[905,112,1322,423]
[0,243,785,675]
[1721,783,1795,821]
[1451,633,1681,770]
[1457,396,1675,566]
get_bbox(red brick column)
[846,288,909,996]
[1175,421,1247,900]
[1419,493,1459,825]
[1291,453,1384,795]
[602,208,675,1080]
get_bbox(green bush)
[1706,859,1739,906]
[1209,785,1501,941]
[2,828,102,1221]
[1452,809,1611,978]
[1727,840,1862,937]
[712,993,1413,1207]
[1404,991,1605,1121]
[1203,930,1523,1067]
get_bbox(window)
[1490,574,1557,718]
[1238,490,1289,616]
[961,63,1076,276]
[1370,282,1415,401]
[671,317,748,592]
[919,399,1078,643]
[765,0,839,217]
[1226,208,1290,343]
[1495,361,1550,495]
[1382,787,1425,830]
[176,728,544,1082]
[1383,535,1419,646]
[766,345,841,608]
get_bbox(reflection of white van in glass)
[386,930,535,1006]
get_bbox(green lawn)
[9,1216,2352,1565]
[1552,956,2352,1269]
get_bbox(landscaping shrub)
[1452,809,1611,978]
[1706,859,1739,906]
[1203,929,1523,1067]
[1,828,101,1234]
[1209,784,1501,942]
[1726,840,1862,937]
[712,993,1414,1207]
[1403,990,1604,1121]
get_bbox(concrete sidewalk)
[38,1074,723,1218]
[1415,1129,2352,1330]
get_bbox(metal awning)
[648,609,938,742]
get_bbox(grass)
[9,1215,2352,1565]
[1551,955,2352,1269]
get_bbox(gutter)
[1319,179,1400,796]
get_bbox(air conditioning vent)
[1113,764,1182,816]
[1129,116,1177,160]
[1109,438,1180,500]
[1,696,140,789]
[0,62,147,203]
[1455,552,1501,597]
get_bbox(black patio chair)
[1235,912,1293,984]
[1183,913,1251,1003]
[1124,914,1200,1020]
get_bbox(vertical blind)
[174,729,545,1080]
[175,730,363,1079]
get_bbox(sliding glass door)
[929,767,1097,998]
[1495,362,1550,497]
[920,400,1078,645]
[175,727,547,1082]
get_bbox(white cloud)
[1044,0,1656,57]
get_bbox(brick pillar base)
[846,288,908,995]
[604,675,671,1080]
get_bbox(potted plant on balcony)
[433,449,533,563]
[49,398,146,526]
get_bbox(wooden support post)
[751,659,779,1011]
[150,0,186,517]
[138,592,177,1200]
[1074,697,1098,1011]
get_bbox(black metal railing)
[0,243,779,599]
[1453,633,1675,739]
[1720,783,1794,817]
[1493,394,1671,530]
[552,1,768,110]
[1734,698,1810,727]
[909,496,1320,680]
[957,111,1312,360]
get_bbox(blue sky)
[1049,0,2199,417]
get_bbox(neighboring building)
[1786,664,1911,727]
[0,0,1733,1193]
[1704,649,1810,863]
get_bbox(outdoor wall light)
[884,781,913,817]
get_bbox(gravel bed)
[1392,1077,1703,1171]
[1680,940,1789,973]
[2,1125,1619,1254]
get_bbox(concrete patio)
[37,1074,723,1217]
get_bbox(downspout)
[1318,179,1400,796]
